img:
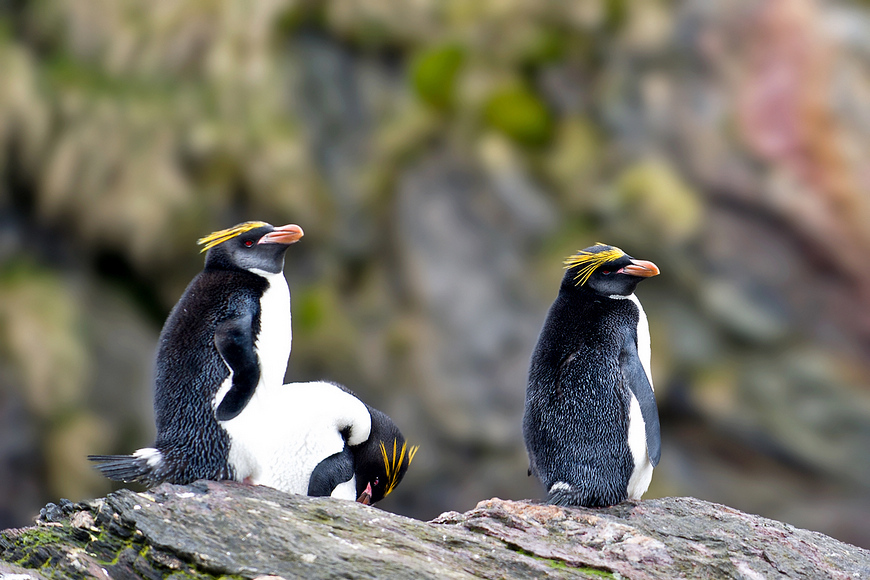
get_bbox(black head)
[197,221,304,274]
[562,243,659,297]
[353,408,418,505]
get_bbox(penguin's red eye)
[373,477,379,487]
[244,240,254,247]
[600,270,611,275]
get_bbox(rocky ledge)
[1,481,867,579]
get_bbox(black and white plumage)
[89,221,303,486]
[227,380,417,504]
[523,243,661,507]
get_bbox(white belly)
[222,381,371,496]
[625,394,653,499]
[610,292,656,499]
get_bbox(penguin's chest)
[211,271,291,413]
[252,270,292,387]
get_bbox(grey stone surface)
[2,482,868,579]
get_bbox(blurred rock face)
[394,152,553,509]
[1,0,870,549]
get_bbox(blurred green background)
[2,0,870,549]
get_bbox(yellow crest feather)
[196,221,270,252]
[563,243,626,286]
[379,439,419,498]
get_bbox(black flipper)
[308,446,355,497]
[619,329,661,466]
[214,313,260,421]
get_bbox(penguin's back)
[224,381,372,496]
[524,293,640,506]
[153,268,268,481]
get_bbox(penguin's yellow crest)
[563,243,626,286]
[197,221,270,252]
[379,439,419,498]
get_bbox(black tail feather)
[88,452,163,487]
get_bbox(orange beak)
[619,259,660,278]
[258,223,304,245]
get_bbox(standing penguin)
[225,380,417,504]
[89,221,303,485]
[523,243,661,507]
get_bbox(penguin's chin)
[357,482,373,505]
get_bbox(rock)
[2,481,867,579]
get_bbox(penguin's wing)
[619,330,661,466]
[214,312,260,421]
[308,446,355,496]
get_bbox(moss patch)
[0,509,247,580]
[506,544,616,578]
[484,86,553,147]
[412,44,465,110]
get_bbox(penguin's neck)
[249,268,292,389]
